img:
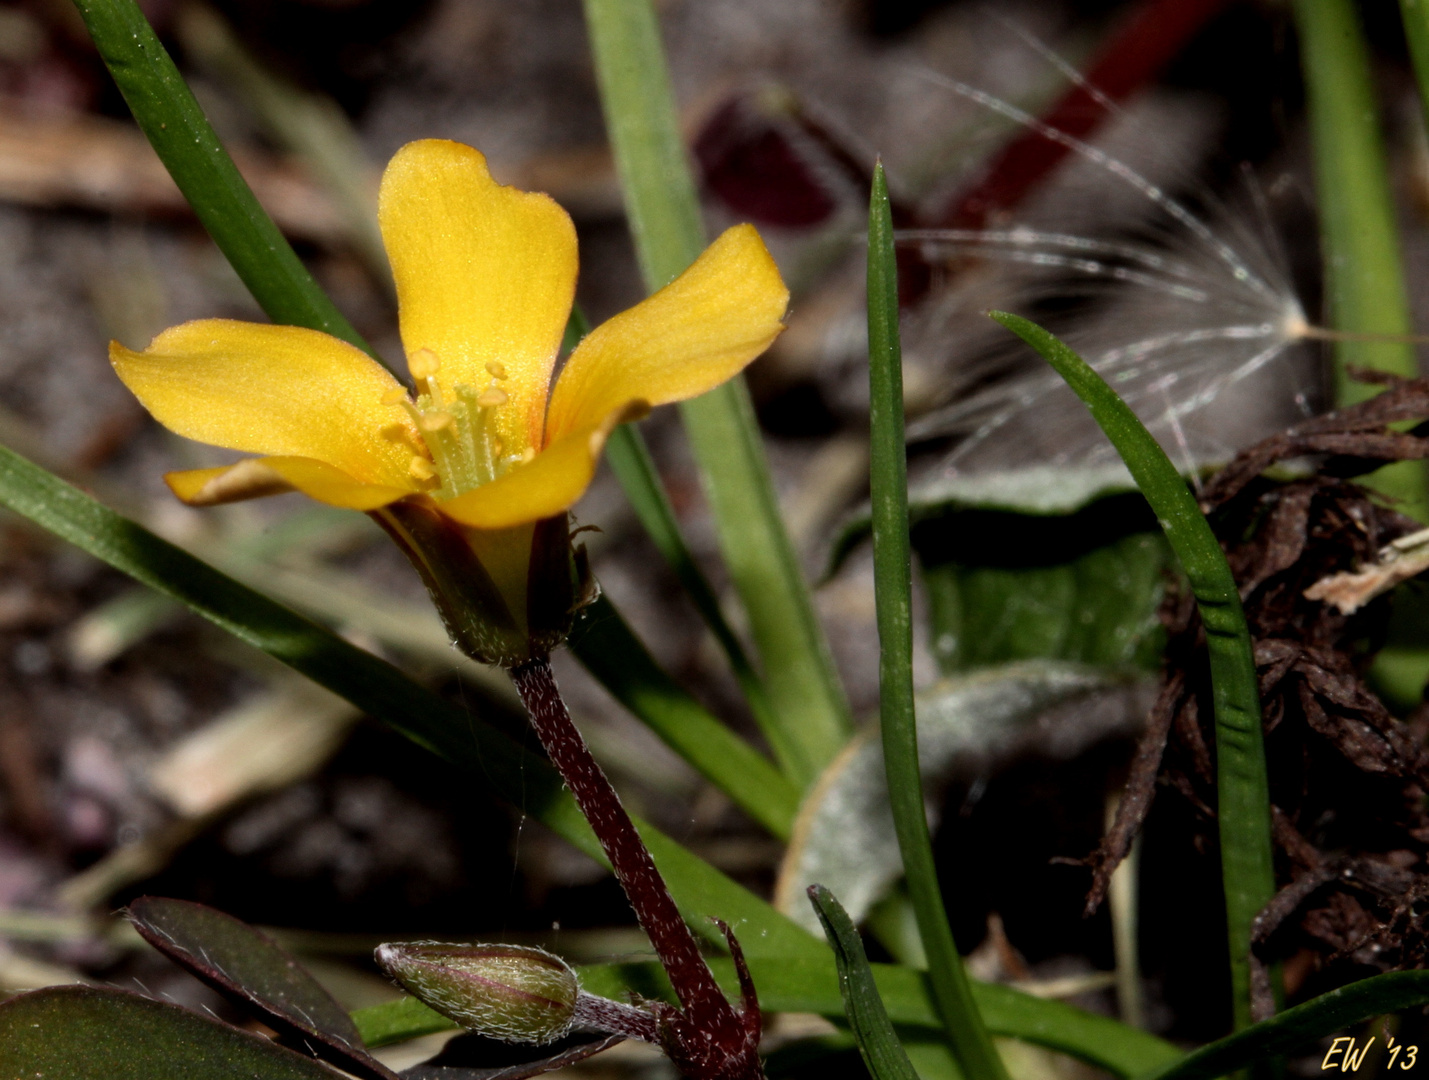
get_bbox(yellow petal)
[167,457,413,510]
[111,320,419,489]
[437,403,645,529]
[545,224,788,443]
[379,140,577,455]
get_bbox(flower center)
[392,349,535,499]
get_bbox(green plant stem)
[991,312,1274,1034]
[1293,0,1425,519]
[871,166,1006,1080]
[602,426,794,770]
[71,0,372,356]
[582,0,852,788]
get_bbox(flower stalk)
[509,656,764,1080]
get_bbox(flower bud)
[375,942,579,1044]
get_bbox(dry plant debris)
[1086,376,1429,1008]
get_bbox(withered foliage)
[1087,375,1429,1001]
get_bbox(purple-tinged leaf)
[0,985,339,1080]
[400,1031,625,1080]
[127,895,399,1080]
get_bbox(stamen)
[520,446,536,464]
[491,437,505,458]
[409,456,437,481]
[485,360,508,379]
[421,411,454,432]
[478,387,508,408]
[409,348,441,380]
[382,387,410,405]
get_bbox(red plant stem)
[573,993,660,1043]
[938,0,1233,229]
[510,657,738,1035]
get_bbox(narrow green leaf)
[602,424,796,774]
[807,884,921,1080]
[358,956,1182,1079]
[990,311,1273,1033]
[1403,0,1429,133]
[71,0,373,356]
[582,0,853,787]
[569,595,799,839]
[871,166,1006,1080]
[0,986,339,1080]
[1292,0,1425,519]
[1147,970,1429,1080]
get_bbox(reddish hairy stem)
[509,658,738,1034]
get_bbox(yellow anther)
[381,387,410,405]
[520,446,536,464]
[485,360,508,379]
[420,411,454,432]
[408,456,437,481]
[491,437,504,457]
[408,348,441,380]
[477,387,508,408]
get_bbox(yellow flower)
[110,139,788,663]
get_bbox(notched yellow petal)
[379,139,577,456]
[545,224,788,443]
[111,320,417,490]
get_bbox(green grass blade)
[808,884,921,1080]
[1146,970,1429,1080]
[990,311,1273,1033]
[569,595,799,838]
[1293,0,1425,518]
[71,0,372,356]
[582,0,853,787]
[601,424,795,772]
[872,167,1005,1080]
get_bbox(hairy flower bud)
[375,942,579,1044]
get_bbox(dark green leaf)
[916,513,1168,675]
[1148,970,1429,1080]
[71,0,371,355]
[128,896,394,1079]
[990,310,1274,1032]
[0,985,339,1079]
[807,884,920,1080]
